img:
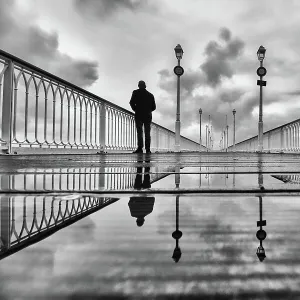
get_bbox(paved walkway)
[0,152,299,172]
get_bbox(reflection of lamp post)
[174,44,184,152]
[232,109,236,152]
[175,166,180,188]
[256,196,267,262]
[199,108,202,151]
[257,45,267,152]
[258,154,264,189]
[172,195,182,263]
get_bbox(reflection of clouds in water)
[3,195,300,297]
[52,216,97,276]
[0,246,54,299]
[156,197,254,262]
[50,215,96,246]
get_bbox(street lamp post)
[199,108,202,151]
[206,125,208,151]
[208,114,211,151]
[174,44,184,152]
[232,109,236,152]
[257,45,267,152]
[224,129,226,151]
[225,115,229,152]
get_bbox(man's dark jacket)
[129,88,156,118]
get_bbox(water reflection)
[133,159,151,190]
[172,195,182,263]
[128,197,155,227]
[256,196,267,262]
[0,159,182,192]
[0,195,119,260]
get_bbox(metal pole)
[226,125,229,152]
[233,111,236,152]
[225,115,228,152]
[199,112,202,151]
[258,60,263,152]
[208,115,211,151]
[175,59,181,152]
[206,125,208,151]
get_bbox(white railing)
[0,49,203,154]
[227,118,300,152]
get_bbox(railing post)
[99,103,106,152]
[1,176,11,249]
[1,59,14,154]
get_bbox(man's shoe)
[146,150,151,154]
[133,148,143,153]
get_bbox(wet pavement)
[1,152,300,299]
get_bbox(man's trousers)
[135,114,152,150]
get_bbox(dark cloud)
[52,56,99,87]
[201,58,234,87]
[74,0,152,19]
[219,88,245,104]
[200,29,245,87]
[284,89,300,96]
[27,26,59,59]
[219,27,231,42]
[158,68,205,98]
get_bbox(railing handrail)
[230,117,300,147]
[0,49,199,145]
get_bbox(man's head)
[138,80,146,89]
[136,217,145,227]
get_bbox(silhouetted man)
[130,80,156,153]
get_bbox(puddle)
[1,194,300,298]
[1,166,300,192]
[1,157,300,298]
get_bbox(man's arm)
[151,94,156,112]
[129,91,136,111]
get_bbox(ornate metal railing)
[0,195,119,259]
[0,49,203,154]
[227,118,300,152]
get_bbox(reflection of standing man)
[128,197,155,227]
[134,164,151,189]
[130,80,156,154]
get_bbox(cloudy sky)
[1,0,300,147]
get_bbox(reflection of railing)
[0,49,202,154]
[0,195,119,259]
[0,166,177,192]
[272,174,300,184]
[228,118,300,152]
